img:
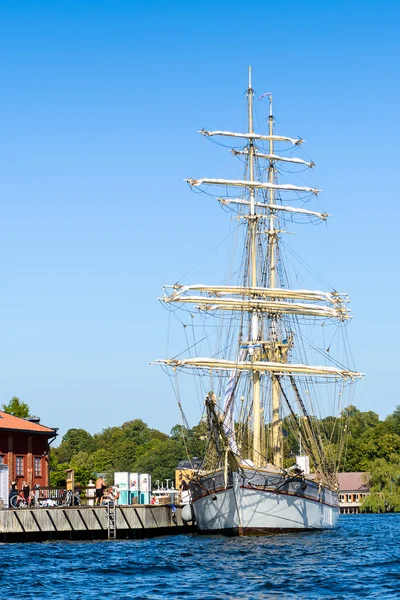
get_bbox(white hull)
[192,473,339,534]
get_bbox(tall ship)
[155,69,363,534]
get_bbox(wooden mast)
[267,94,284,470]
[247,67,262,467]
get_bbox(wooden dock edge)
[0,504,195,543]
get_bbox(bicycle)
[10,492,37,509]
[59,490,81,506]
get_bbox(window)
[16,456,24,476]
[34,457,42,477]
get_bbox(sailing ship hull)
[191,471,339,535]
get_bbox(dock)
[0,504,194,542]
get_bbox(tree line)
[49,419,207,488]
[3,397,400,511]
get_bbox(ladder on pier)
[105,501,117,539]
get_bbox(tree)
[133,438,186,482]
[110,439,139,472]
[70,451,94,472]
[342,426,400,472]
[54,428,96,463]
[49,460,94,488]
[91,448,114,473]
[120,419,168,444]
[2,396,30,418]
[49,461,70,487]
[341,405,380,438]
[170,422,207,459]
[384,405,400,436]
[170,424,188,440]
[361,455,400,513]
[187,422,208,458]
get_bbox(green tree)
[170,424,188,440]
[49,461,70,487]
[111,439,139,472]
[133,438,186,482]
[49,462,93,488]
[2,396,30,418]
[384,405,400,436]
[54,428,95,463]
[188,421,208,458]
[70,451,95,472]
[71,465,95,487]
[91,448,114,473]
[342,426,400,472]
[170,422,207,459]
[361,455,400,513]
[341,405,380,438]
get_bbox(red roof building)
[338,472,370,514]
[0,412,57,489]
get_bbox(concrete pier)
[0,504,194,542]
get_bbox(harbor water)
[1,514,399,599]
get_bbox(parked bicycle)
[10,491,37,509]
[59,489,81,506]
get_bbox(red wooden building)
[0,411,58,489]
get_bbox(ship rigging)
[153,68,363,533]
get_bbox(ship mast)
[247,67,262,466]
[266,94,284,469]
[155,71,364,476]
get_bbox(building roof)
[176,458,204,470]
[0,411,57,436]
[338,472,369,492]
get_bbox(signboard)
[65,468,74,491]
[139,473,151,492]
[130,472,139,492]
[114,472,129,490]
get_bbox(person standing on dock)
[22,481,30,502]
[108,484,120,505]
[95,476,106,505]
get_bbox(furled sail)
[164,284,348,306]
[200,129,303,145]
[160,295,350,320]
[156,358,363,379]
[232,149,315,168]
[217,198,328,220]
[186,178,320,194]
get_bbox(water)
[1,514,399,599]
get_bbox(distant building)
[338,472,370,514]
[175,457,203,489]
[0,412,58,489]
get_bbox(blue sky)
[0,0,398,440]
